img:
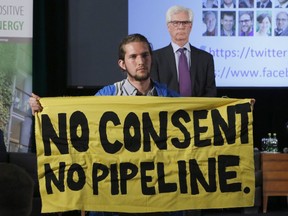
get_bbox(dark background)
[32,0,288,151]
[67,0,128,88]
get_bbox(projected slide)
[128,0,288,87]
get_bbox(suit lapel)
[189,45,196,95]
[167,44,179,91]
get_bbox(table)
[261,152,288,213]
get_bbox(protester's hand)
[29,93,43,115]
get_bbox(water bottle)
[266,133,272,152]
[261,137,268,151]
[271,133,278,152]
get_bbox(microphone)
[283,147,288,154]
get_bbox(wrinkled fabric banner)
[35,96,255,213]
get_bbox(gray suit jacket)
[151,44,217,97]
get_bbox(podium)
[261,152,288,213]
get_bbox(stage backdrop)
[67,0,288,88]
[34,96,255,213]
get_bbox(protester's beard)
[127,70,150,81]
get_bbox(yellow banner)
[35,96,255,213]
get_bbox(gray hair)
[166,5,194,24]
[276,11,288,19]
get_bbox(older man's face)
[276,12,288,30]
[205,13,217,32]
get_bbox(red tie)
[178,48,191,96]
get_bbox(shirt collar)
[224,3,234,8]
[275,28,283,35]
[122,79,156,96]
[171,42,190,54]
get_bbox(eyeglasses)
[239,19,251,24]
[276,18,288,22]
[169,20,192,27]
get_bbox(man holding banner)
[30,34,181,216]
[30,34,256,216]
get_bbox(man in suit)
[256,0,272,8]
[274,11,288,36]
[151,5,217,98]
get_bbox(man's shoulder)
[282,27,288,36]
[152,44,174,60]
[190,44,213,58]
[153,80,179,97]
[153,44,172,54]
[96,83,117,96]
